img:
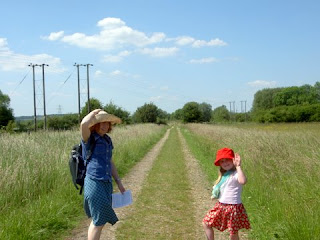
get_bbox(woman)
[80,109,125,240]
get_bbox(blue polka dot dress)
[84,177,118,226]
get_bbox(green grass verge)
[0,124,167,240]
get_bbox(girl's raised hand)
[233,153,241,167]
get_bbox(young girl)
[81,109,125,240]
[203,147,250,240]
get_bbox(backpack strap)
[85,134,97,163]
[79,185,84,195]
[79,134,97,195]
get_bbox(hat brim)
[214,157,233,166]
[89,112,121,128]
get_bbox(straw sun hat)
[88,110,122,128]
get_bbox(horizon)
[1,0,319,117]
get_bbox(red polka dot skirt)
[203,202,251,234]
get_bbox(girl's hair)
[214,163,236,185]
[214,167,227,185]
[89,122,112,133]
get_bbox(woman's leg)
[203,222,214,240]
[88,220,104,240]
[230,232,239,240]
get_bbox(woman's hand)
[116,179,126,193]
[81,109,102,142]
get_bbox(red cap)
[214,148,235,166]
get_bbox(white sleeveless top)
[219,171,243,204]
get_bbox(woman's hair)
[89,122,112,133]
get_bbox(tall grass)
[0,124,167,240]
[181,123,320,240]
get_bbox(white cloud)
[0,38,64,72]
[247,80,277,88]
[174,36,195,46]
[192,38,227,48]
[150,95,163,102]
[43,17,226,53]
[119,50,131,57]
[102,50,132,63]
[107,69,139,80]
[45,17,166,51]
[139,47,179,57]
[95,70,103,77]
[189,57,218,64]
[42,31,64,41]
[110,70,122,76]
[103,55,122,63]
[171,36,227,48]
[97,17,125,29]
[0,38,10,50]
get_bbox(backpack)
[69,135,96,194]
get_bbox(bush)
[252,104,320,123]
[47,114,79,130]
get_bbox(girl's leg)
[230,232,239,240]
[88,220,104,240]
[202,222,214,240]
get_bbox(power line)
[46,69,75,105]
[8,69,31,97]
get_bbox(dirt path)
[66,128,171,240]
[178,127,248,240]
[66,126,248,239]
[178,128,230,240]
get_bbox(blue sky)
[1,0,319,117]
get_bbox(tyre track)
[178,128,232,240]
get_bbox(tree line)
[1,81,320,132]
[251,82,320,122]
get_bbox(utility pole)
[244,100,247,121]
[29,63,37,131]
[85,64,93,113]
[40,64,49,130]
[244,100,247,114]
[74,63,93,121]
[74,63,83,123]
[229,101,233,122]
[240,100,247,121]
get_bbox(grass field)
[1,122,319,239]
[181,123,320,240]
[0,124,167,240]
